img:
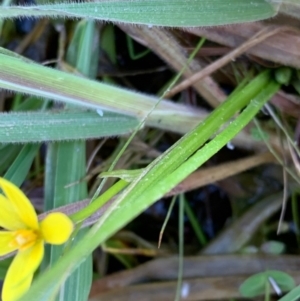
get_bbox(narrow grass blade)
[42,19,98,301]
[0,145,22,174]
[4,144,40,186]
[44,142,92,301]
[14,96,44,111]
[0,110,139,143]
[0,51,204,134]
[66,20,99,79]
[0,0,279,27]
[0,96,43,173]
[279,285,300,301]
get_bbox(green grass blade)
[0,96,43,173]
[0,145,22,175]
[0,257,12,280]
[0,0,278,27]
[175,194,184,301]
[0,110,139,143]
[54,19,96,301]
[149,81,280,202]
[4,144,40,186]
[14,96,44,111]
[19,73,280,301]
[66,20,99,79]
[0,51,204,134]
[184,199,207,246]
[83,81,280,268]
[278,285,300,301]
[42,19,99,301]
[44,142,92,301]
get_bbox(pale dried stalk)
[90,254,300,295]
[188,20,300,69]
[167,152,275,196]
[166,26,286,99]
[89,271,300,301]
[201,192,285,254]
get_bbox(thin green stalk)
[158,195,176,248]
[264,103,300,158]
[175,194,184,301]
[184,199,207,246]
[291,191,300,247]
[265,279,270,301]
[161,37,206,98]
[70,179,129,223]
[126,35,150,60]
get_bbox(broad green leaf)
[0,110,139,143]
[239,270,295,297]
[275,67,292,85]
[270,271,295,291]
[0,0,279,27]
[260,241,286,254]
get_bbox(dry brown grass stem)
[165,26,298,100]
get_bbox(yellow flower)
[0,177,74,301]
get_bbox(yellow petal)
[2,273,33,301]
[0,178,38,230]
[2,240,44,301]
[40,212,73,245]
[0,232,18,256]
[0,195,26,230]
